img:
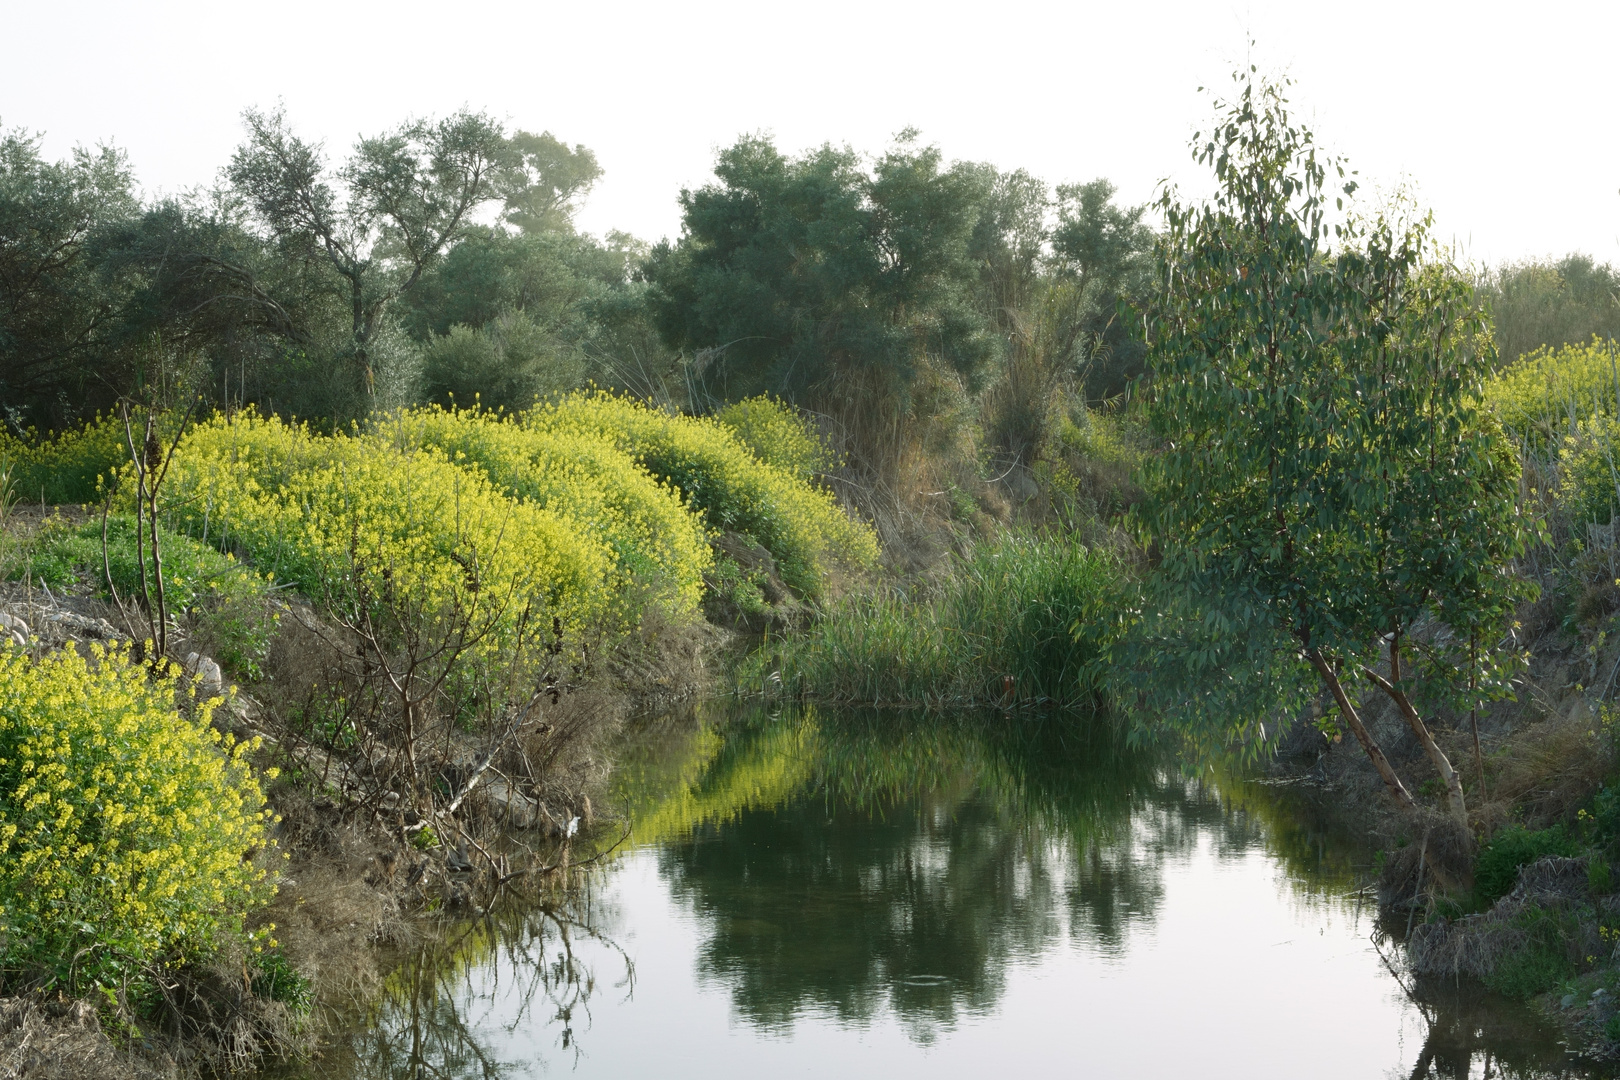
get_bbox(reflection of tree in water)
[326,895,629,1080]
[655,709,1223,1036]
[1375,948,1576,1080]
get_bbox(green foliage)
[0,128,139,429]
[1590,855,1613,894]
[716,396,836,482]
[493,131,602,236]
[1480,905,1586,1000]
[1475,826,1581,906]
[34,515,279,678]
[227,106,509,394]
[1479,256,1620,369]
[250,948,312,1013]
[644,132,998,400]
[1137,70,1534,760]
[420,313,585,415]
[707,556,770,617]
[753,534,1127,708]
[0,414,127,505]
[0,644,274,997]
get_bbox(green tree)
[643,132,996,404]
[494,130,603,235]
[1479,254,1620,367]
[0,127,138,428]
[1048,179,1153,398]
[1139,71,1534,829]
[227,106,508,395]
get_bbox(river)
[288,703,1594,1079]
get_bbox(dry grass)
[1474,715,1613,836]
[0,997,174,1080]
[1406,856,1605,981]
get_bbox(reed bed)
[747,533,1128,709]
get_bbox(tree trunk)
[1362,665,1470,832]
[1305,648,1416,810]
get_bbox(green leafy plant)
[1136,68,1536,827]
[250,948,312,1013]
[1474,826,1581,906]
[753,533,1127,708]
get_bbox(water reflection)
[655,713,1169,1033]
[312,899,631,1080]
[290,703,1595,1080]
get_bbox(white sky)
[5,0,1616,269]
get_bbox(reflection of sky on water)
[319,711,1580,1080]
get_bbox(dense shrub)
[751,534,1128,707]
[0,414,128,505]
[1474,826,1581,906]
[1485,338,1620,453]
[160,413,617,671]
[715,396,836,483]
[0,644,273,996]
[420,311,585,413]
[526,391,877,598]
[1555,416,1620,526]
[1479,905,1587,1001]
[377,406,711,615]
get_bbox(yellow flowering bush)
[0,413,127,505]
[1485,337,1620,452]
[0,644,273,995]
[376,406,711,615]
[1557,416,1620,526]
[525,392,878,597]
[160,413,617,668]
[716,396,837,483]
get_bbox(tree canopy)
[643,132,999,403]
[1137,71,1535,827]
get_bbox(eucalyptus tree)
[1139,71,1534,829]
[227,107,508,395]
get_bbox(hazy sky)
[5,0,1614,268]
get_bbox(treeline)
[4,108,1617,532]
[0,113,1149,487]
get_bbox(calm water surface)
[303,705,1593,1079]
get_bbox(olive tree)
[227,107,507,394]
[1139,71,1535,829]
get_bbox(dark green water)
[298,705,1593,1079]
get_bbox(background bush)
[1474,825,1581,907]
[0,415,127,505]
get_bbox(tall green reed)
[747,533,1129,709]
